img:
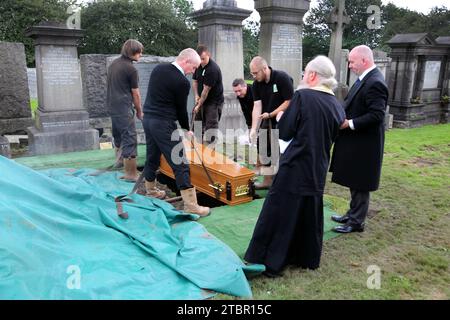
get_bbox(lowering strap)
[189,110,221,200]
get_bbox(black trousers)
[142,117,192,190]
[194,102,223,145]
[256,119,279,167]
[346,189,370,226]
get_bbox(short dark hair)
[232,78,246,87]
[196,44,209,56]
[121,39,144,59]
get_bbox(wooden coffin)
[159,139,255,206]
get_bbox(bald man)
[142,48,210,216]
[249,56,294,189]
[329,45,388,233]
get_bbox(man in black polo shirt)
[232,78,253,129]
[249,56,294,189]
[192,45,224,147]
[106,39,144,182]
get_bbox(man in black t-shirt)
[232,78,253,129]
[192,45,224,147]
[106,39,144,182]
[249,56,294,189]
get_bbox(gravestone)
[27,68,38,99]
[254,0,310,88]
[190,0,251,93]
[387,33,450,127]
[25,23,99,155]
[0,42,33,135]
[328,0,350,101]
[0,136,11,158]
[328,0,350,83]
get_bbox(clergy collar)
[310,85,335,95]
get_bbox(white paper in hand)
[279,139,292,154]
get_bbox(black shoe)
[331,214,349,224]
[262,269,283,278]
[332,223,365,233]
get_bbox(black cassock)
[244,88,345,273]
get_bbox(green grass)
[219,124,450,300]
[30,98,38,118]
[15,123,450,299]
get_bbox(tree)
[380,3,426,49]
[303,0,450,63]
[0,0,73,66]
[79,0,197,57]
[303,0,383,67]
[421,6,450,38]
[242,18,260,79]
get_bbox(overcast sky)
[191,0,449,16]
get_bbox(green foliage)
[30,98,38,118]
[242,19,260,79]
[79,0,197,57]
[0,0,73,66]
[303,0,383,67]
[303,1,450,66]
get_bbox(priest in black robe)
[244,56,345,276]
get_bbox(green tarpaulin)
[0,156,262,299]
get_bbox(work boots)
[113,147,123,169]
[145,180,166,199]
[180,187,210,217]
[120,157,140,182]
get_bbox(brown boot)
[145,180,166,199]
[254,174,273,190]
[180,187,210,217]
[113,147,123,169]
[120,157,140,182]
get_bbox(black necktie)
[353,79,361,90]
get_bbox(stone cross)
[328,0,350,83]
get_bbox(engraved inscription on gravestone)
[272,25,302,57]
[38,45,83,112]
[423,61,441,89]
[218,26,239,43]
[42,47,79,86]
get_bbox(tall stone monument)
[254,0,310,88]
[328,0,350,83]
[387,33,450,127]
[0,42,33,135]
[190,0,252,93]
[25,22,99,155]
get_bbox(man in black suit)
[329,45,388,233]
